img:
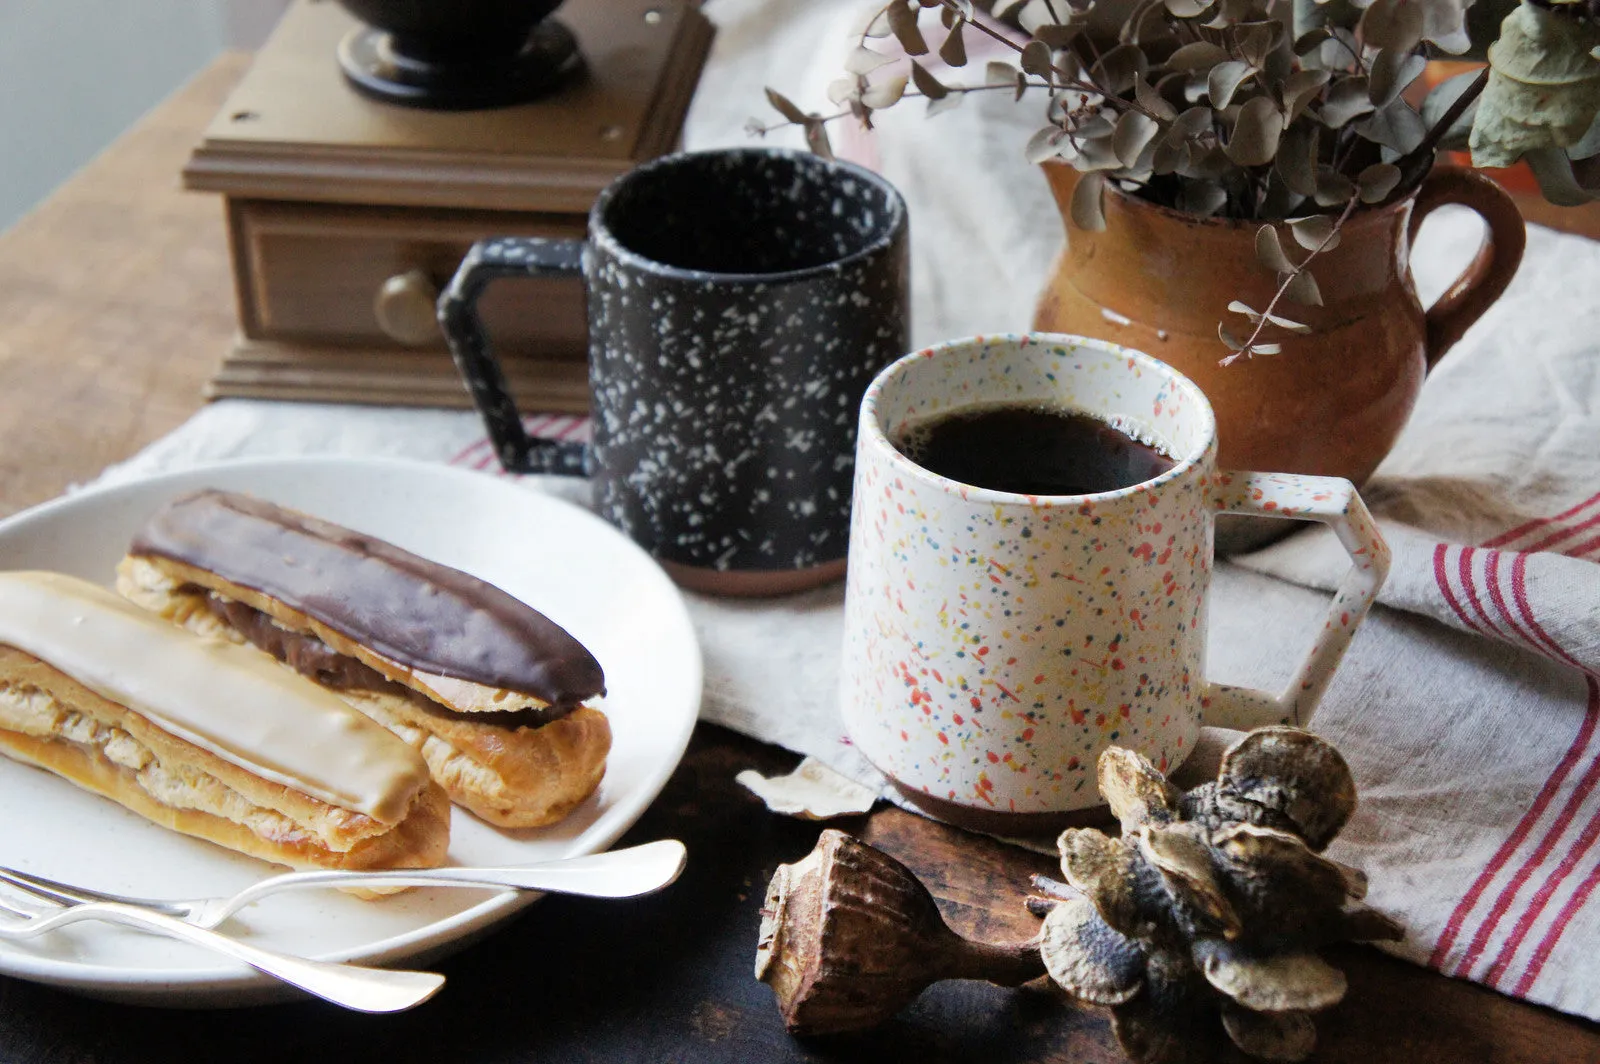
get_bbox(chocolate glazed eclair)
[116,490,612,829]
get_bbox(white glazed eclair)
[116,490,612,829]
[0,571,450,871]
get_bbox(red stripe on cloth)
[1433,544,1490,638]
[1524,509,1600,556]
[1429,661,1600,969]
[1482,678,1600,988]
[448,437,490,466]
[1459,547,1509,640]
[1566,529,1600,559]
[1515,752,1600,996]
[1483,550,1546,655]
[1484,490,1600,549]
[1511,553,1594,678]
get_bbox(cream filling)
[0,682,328,850]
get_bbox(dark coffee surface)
[132,490,605,707]
[894,404,1177,496]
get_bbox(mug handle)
[436,237,590,476]
[1201,471,1392,730]
[1406,166,1526,370]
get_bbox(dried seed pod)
[755,829,1045,1036]
[1035,728,1404,1064]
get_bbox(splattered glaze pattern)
[443,148,910,573]
[839,334,1389,818]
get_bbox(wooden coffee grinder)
[183,0,713,410]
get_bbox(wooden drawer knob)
[374,269,440,346]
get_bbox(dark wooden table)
[1,53,1598,1064]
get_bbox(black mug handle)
[437,236,590,476]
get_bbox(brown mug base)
[658,557,848,597]
[886,779,1115,840]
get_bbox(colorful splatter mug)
[839,333,1391,832]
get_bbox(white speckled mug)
[840,334,1391,832]
[440,148,909,596]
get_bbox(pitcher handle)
[437,237,590,476]
[1201,471,1391,730]
[1406,166,1526,369]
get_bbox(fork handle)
[18,904,443,1012]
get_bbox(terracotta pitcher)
[1033,163,1524,547]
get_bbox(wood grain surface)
[0,53,1598,1064]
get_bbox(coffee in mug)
[840,333,1391,832]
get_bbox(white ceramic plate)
[0,457,702,1006]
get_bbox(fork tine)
[0,865,191,917]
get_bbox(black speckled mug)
[438,148,910,595]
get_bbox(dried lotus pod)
[755,829,1046,1035]
[1036,728,1404,1064]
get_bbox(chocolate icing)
[204,594,574,727]
[132,490,605,708]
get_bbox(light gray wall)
[0,1,289,234]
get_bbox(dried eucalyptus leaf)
[1209,61,1255,109]
[1359,0,1425,52]
[1165,0,1216,16]
[1227,97,1286,167]
[1252,342,1284,354]
[1040,896,1146,1006]
[1026,125,1069,163]
[1071,171,1110,229]
[1153,138,1191,175]
[1282,268,1324,307]
[927,92,964,117]
[1168,104,1214,142]
[1114,111,1163,166]
[1421,69,1485,153]
[1168,41,1232,71]
[1287,213,1339,251]
[1256,225,1295,273]
[1369,49,1428,108]
[1524,145,1600,206]
[1470,2,1600,168]
[986,60,1018,86]
[827,77,859,105]
[861,74,909,109]
[1185,145,1235,181]
[1354,98,1427,154]
[888,0,930,56]
[1266,313,1311,333]
[1094,44,1149,96]
[1234,20,1284,68]
[1357,161,1402,203]
[765,88,810,125]
[1229,300,1262,320]
[1035,22,1083,48]
[1218,320,1248,350]
[845,45,896,76]
[1281,69,1330,123]
[805,119,835,160]
[910,59,950,100]
[1021,39,1054,80]
[864,8,893,37]
[1135,76,1179,121]
[1321,76,1375,128]
[1416,0,1473,54]
[939,20,969,67]
[1314,167,1356,206]
[1275,123,1318,197]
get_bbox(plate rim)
[0,455,703,999]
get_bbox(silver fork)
[0,892,443,1012]
[0,839,687,930]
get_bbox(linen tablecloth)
[85,0,1600,1022]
